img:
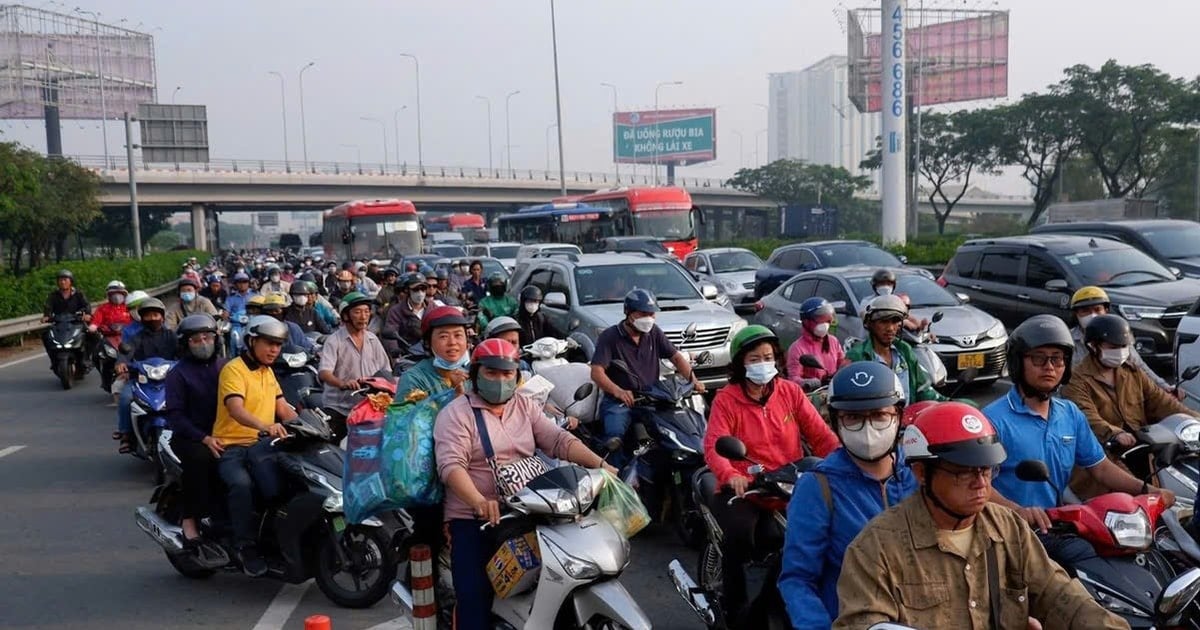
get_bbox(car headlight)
[984,321,1006,340]
[145,364,172,381]
[1105,509,1152,550]
[715,293,730,307]
[1117,304,1166,321]
[720,279,741,292]
[283,352,307,368]
[543,537,601,579]
[727,318,747,341]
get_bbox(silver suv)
[508,253,747,389]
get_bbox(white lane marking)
[251,580,312,630]
[0,445,26,459]
[363,619,414,630]
[0,353,44,370]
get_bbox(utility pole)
[124,112,142,258]
[549,0,567,195]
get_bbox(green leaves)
[726,159,872,208]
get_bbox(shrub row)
[707,235,969,267]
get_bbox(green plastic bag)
[594,470,650,539]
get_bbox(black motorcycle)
[93,323,124,394]
[44,312,88,389]
[273,342,321,411]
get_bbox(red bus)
[560,187,700,259]
[323,199,422,263]
[424,212,487,243]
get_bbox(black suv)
[940,234,1200,371]
[1031,219,1200,279]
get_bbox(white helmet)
[247,315,289,344]
[126,290,150,308]
[106,280,127,294]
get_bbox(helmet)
[266,264,281,274]
[419,265,435,277]
[799,297,834,321]
[205,274,222,286]
[1084,314,1132,348]
[484,316,521,340]
[262,294,287,312]
[623,288,660,314]
[486,272,507,289]
[730,324,777,359]
[137,297,166,316]
[865,294,908,322]
[246,315,288,343]
[828,361,906,412]
[105,280,127,294]
[520,285,543,303]
[338,291,374,317]
[471,338,520,371]
[126,290,150,308]
[421,305,471,337]
[289,281,310,295]
[902,402,1007,468]
[57,269,74,281]
[435,268,450,281]
[871,268,896,287]
[424,269,439,283]
[178,313,218,340]
[232,272,251,282]
[1006,314,1075,390]
[383,266,400,278]
[1070,286,1110,311]
[178,277,200,290]
[247,294,267,309]
[282,262,293,271]
[401,272,428,289]
[335,269,355,283]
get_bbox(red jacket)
[91,302,132,341]
[703,377,839,487]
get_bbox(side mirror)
[684,322,698,337]
[1159,568,1200,618]
[799,354,823,369]
[573,382,594,401]
[931,311,945,324]
[1158,442,1182,468]
[695,264,708,274]
[1015,459,1051,483]
[799,262,818,272]
[830,300,849,315]
[693,350,713,366]
[700,283,719,299]
[1044,279,1069,292]
[715,435,748,461]
[544,292,568,308]
[897,254,909,265]
[693,205,706,226]
[1183,365,1200,383]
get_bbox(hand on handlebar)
[472,497,501,525]
[340,378,362,391]
[263,423,289,440]
[728,474,752,498]
[115,363,128,376]
[1112,432,1136,448]
[614,388,635,407]
[1017,506,1051,534]
[1150,486,1177,508]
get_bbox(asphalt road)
[0,348,1006,630]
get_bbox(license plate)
[957,353,985,370]
[332,515,347,533]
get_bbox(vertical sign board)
[880,0,907,244]
[612,108,716,166]
[138,103,210,163]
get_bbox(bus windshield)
[632,208,693,240]
[352,216,422,259]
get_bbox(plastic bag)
[344,393,392,524]
[380,388,457,509]
[594,469,650,539]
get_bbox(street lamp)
[74,7,108,165]
[360,116,389,172]
[475,95,493,172]
[393,106,408,170]
[267,71,289,163]
[398,53,424,174]
[298,61,316,170]
[548,0,567,195]
[600,82,620,181]
[171,86,182,104]
[653,80,683,185]
[505,90,521,175]
[545,123,557,173]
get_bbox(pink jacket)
[786,332,844,386]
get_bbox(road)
[0,348,1005,629]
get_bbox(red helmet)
[420,305,471,337]
[902,402,1007,468]
[471,338,520,370]
[900,400,939,429]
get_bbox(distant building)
[768,56,880,188]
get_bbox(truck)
[780,204,839,238]
[1040,198,1160,224]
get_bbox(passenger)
[283,281,331,335]
[432,268,460,307]
[329,269,357,310]
[260,294,313,352]
[120,290,151,345]
[703,325,840,620]
[90,280,133,395]
[354,262,379,296]
[374,267,402,318]
[867,268,928,333]
[476,273,517,328]
[259,264,291,300]
[433,338,614,630]
[225,272,256,322]
[383,273,435,355]
[317,292,391,429]
[843,294,944,403]
[786,297,844,390]
[212,316,297,577]
[447,260,468,298]
[166,277,221,330]
[114,298,177,454]
[1067,286,1173,391]
[516,285,550,347]
[199,274,228,311]
[396,305,473,400]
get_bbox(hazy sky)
[2,0,1197,188]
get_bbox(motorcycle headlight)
[1117,304,1165,321]
[145,364,172,381]
[103,345,118,358]
[777,482,795,496]
[543,537,601,580]
[984,321,1006,340]
[283,353,307,368]
[1177,422,1200,447]
[1105,509,1153,550]
[323,493,344,512]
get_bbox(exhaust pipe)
[135,505,185,554]
[667,559,716,626]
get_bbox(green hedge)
[708,235,968,267]
[0,250,202,320]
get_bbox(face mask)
[476,374,518,404]
[294,295,309,307]
[192,341,216,361]
[631,316,655,333]
[812,322,831,337]
[1077,314,1096,330]
[839,423,898,462]
[524,301,539,314]
[269,274,280,283]
[1100,347,1130,369]
[357,270,367,278]
[876,285,894,296]
[180,292,196,303]
[409,291,427,305]
[110,294,125,305]
[338,281,353,291]
[144,319,162,331]
[489,286,505,297]
[433,354,470,371]
[745,361,778,385]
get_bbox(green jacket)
[397,358,453,401]
[844,337,945,403]
[477,295,518,327]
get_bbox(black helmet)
[400,272,428,289]
[519,285,543,302]
[137,297,166,316]
[623,288,660,314]
[871,268,896,287]
[1084,314,1132,348]
[1007,314,1075,390]
[486,272,507,289]
[289,281,314,295]
[57,269,74,281]
[383,266,400,278]
[828,361,906,412]
[178,313,218,338]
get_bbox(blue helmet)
[623,288,660,315]
[232,272,250,282]
[828,361,906,412]
[800,297,835,321]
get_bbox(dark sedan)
[753,240,906,299]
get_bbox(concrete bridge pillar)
[191,203,208,251]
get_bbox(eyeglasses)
[937,465,998,485]
[839,411,898,432]
[188,332,216,343]
[1025,354,1066,368]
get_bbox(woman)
[703,324,840,619]
[396,305,473,400]
[786,297,843,390]
[433,338,614,630]
[516,285,549,347]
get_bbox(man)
[42,269,92,369]
[225,272,256,323]
[448,259,468,297]
[167,277,221,329]
[261,294,314,351]
[1067,286,1172,391]
[318,292,391,435]
[374,267,402,319]
[114,298,177,454]
[354,262,380,296]
[590,289,705,467]
[866,268,929,332]
[199,274,228,311]
[462,260,486,304]
[329,269,357,309]
[516,285,550,347]
[383,273,435,355]
[843,294,944,404]
[476,273,517,328]
[259,265,291,302]
[833,402,1128,629]
[321,261,340,296]
[284,281,331,335]
[434,268,460,307]
[280,262,296,284]
[213,316,297,576]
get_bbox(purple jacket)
[164,356,227,443]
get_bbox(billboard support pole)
[666,163,675,186]
[124,112,142,259]
[549,0,567,195]
[880,0,907,245]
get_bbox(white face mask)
[745,361,778,385]
[524,301,539,314]
[409,291,427,305]
[631,316,655,333]
[1077,314,1096,330]
[1100,346,1130,369]
[812,322,831,337]
[876,285,894,296]
[839,423,898,462]
[110,294,125,305]
[293,295,309,307]
[269,274,280,283]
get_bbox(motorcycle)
[135,408,403,608]
[93,323,124,394]
[668,435,820,630]
[228,311,250,356]
[900,311,947,389]
[45,312,88,389]
[1017,459,1200,627]
[390,465,652,629]
[524,336,600,426]
[274,343,320,411]
[1105,407,1200,514]
[127,357,176,473]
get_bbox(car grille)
[666,326,731,351]
[1161,306,1190,330]
[694,365,727,382]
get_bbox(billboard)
[138,103,209,164]
[612,108,716,166]
[847,9,1008,113]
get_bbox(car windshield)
[1137,225,1200,259]
[815,244,901,268]
[614,240,668,254]
[709,250,762,273]
[490,245,521,259]
[479,259,508,279]
[433,245,467,258]
[848,274,958,308]
[1063,248,1176,287]
[575,262,700,305]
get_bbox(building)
[768,56,880,188]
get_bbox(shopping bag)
[380,388,457,508]
[343,392,392,524]
[594,469,651,539]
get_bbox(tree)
[994,93,1079,227]
[727,159,874,237]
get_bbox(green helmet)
[730,324,777,359]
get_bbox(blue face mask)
[180,292,196,303]
[433,355,470,371]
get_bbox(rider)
[374,267,402,318]
[213,315,298,577]
[259,264,291,300]
[120,290,151,345]
[786,297,844,390]
[329,269,357,309]
[225,272,256,323]
[476,272,517,328]
[703,325,840,620]
[843,294,944,404]
[114,298,178,454]
[283,281,331,335]
[317,292,391,429]
[516,285,550,347]
[166,277,220,329]
[383,272,435,355]
[260,294,314,351]
[1068,285,1172,392]
[867,268,928,333]
[199,274,228,310]
[90,280,133,393]
[779,361,919,629]
[396,305,473,400]
[591,289,706,467]
[834,402,1126,629]
[41,269,92,366]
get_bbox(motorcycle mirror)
[1159,567,1200,618]
[684,322,698,338]
[118,342,133,354]
[1183,365,1200,383]
[1156,442,1181,469]
[715,435,749,462]
[799,354,823,369]
[797,456,824,473]
[573,383,594,401]
[931,311,944,324]
[632,422,652,446]
[1015,459,1051,483]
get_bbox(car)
[431,243,468,259]
[1172,300,1200,408]
[753,240,908,299]
[426,232,465,248]
[300,246,324,262]
[594,236,673,258]
[754,266,1008,386]
[397,254,445,273]
[684,247,764,314]
[940,234,1200,372]
[515,243,583,264]
[1031,219,1200,279]
[468,242,523,270]
[507,252,746,389]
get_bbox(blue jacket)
[121,320,143,344]
[225,290,256,319]
[164,357,226,443]
[779,448,918,629]
[284,320,314,351]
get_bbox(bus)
[496,203,619,248]
[322,199,422,263]
[424,212,487,243]
[556,187,700,259]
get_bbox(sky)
[1,0,1197,190]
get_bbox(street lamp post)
[171,86,182,104]
[505,90,521,176]
[360,116,388,173]
[298,61,316,171]
[754,103,769,163]
[600,82,620,182]
[475,95,493,172]
[75,8,108,166]
[549,0,567,195]
[399,53,424,174]
[393,106,408,171]
[653,80,683,185]
[267,71,289,163]
[545,123,557,174]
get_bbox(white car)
[468,242,523,270]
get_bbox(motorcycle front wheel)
[314,523,396,609]
[55,355,72,390]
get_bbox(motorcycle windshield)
[641,377,694,403]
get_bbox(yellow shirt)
[213,356,283,446]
